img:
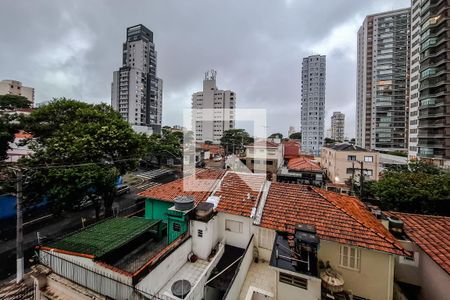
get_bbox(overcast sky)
[0,0,409,138]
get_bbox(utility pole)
[351,161,355,195]
[15,168,24,283]
[359,161,364,200]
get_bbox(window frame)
[339,245,360,271]
[279,272,308,290]
[225,219,243,233]
[364,156,373,162]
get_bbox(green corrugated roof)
[48,217,160,258]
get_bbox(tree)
[373,161,450,216]
[220,129,253,154]
[0,114,16,160]
[268,133,283,139]
[0,95,32,110]
[20,98,145,218]
[324,138,338,145]
[0,95,31,160]
[289,132,301,140]
[143,128,182,166]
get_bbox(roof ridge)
[312,188,406,254]
[390,211,450,220]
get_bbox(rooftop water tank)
[174,196,195,211]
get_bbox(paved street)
[0,170,174,281]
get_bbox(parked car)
[116,185,130,196]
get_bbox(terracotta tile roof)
[214,172,266,217]
[14,131,32,139]
[138,169,225,204]
[139,170,266,218]
[260,183,407,255]
[287,157,322,172]
[388,212,450,274]
[248,141,279,148]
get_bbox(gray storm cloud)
[0,0,409,138]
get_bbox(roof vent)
[387,216,404,235]
[174,196,195,211]
[171,279,191,299]
[206,196,220,209]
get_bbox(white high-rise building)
[111,24,163,134]
[301,55,326,156]
[192,70,235,144]
[0,80,34,105]
[356,9,411,151]
[331,112,345,142]
[407,0,422,161]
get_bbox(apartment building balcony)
[418,147,445,158]
[419,117,450,128]
[420,97,448,108]
[418,106,450,119]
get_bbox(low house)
[387,212,450,300]
[244,141,284,179]
[321,143,380,191]
[255,184,407,300]
[282,140,301,160]
[33,169,411,300]
[4,131,33,163]
[277,157,324,186]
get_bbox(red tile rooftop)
[248,141,279,148]
[138,169,225,205]
[388,212,450,274]
[287,157,322,172]
[215,172,266,217]
[260,183,407,255]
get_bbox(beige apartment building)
[0,80,34,104]
[244,141,284,178]
[321,143,380,186]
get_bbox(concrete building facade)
[408,0,423,161]
[111,24,163,134]
[0,80,34,105]
[356,9,411,152]
[331,111,345,142]
[301,55,326,156]
[191,70,235,144]
[414,0,450,168]
[320,143,380,186]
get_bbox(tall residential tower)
[411,0,450,167]
[331,112,345,142]
[301,55,326,156]
[356,9,411,151]
[111,24,163,134]
[192,70,235,144]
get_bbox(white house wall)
[136,238,192,295]
[218,213,253,249]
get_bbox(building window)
[225,219,243,233]
[399,251,419,267]
[339,245,360,271]
[197,229,203,238]
[364,156,373,162]
[346,168,354,175]
[173,223,181,232]
[279,272,308,289]
[347,155,356,161]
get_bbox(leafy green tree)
[373,161,450,216]
[221,129,253,154]
[0,95,32,110]
[324,138,337,145]
[268,133,283,139]
[289,132,301,140]
[0,115,16,160]
[0,95,31,160]
[20,98,145,218]
[143,128,182,166]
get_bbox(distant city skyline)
[0,0,410,137]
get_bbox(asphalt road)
[0,169,179,282]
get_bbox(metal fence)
[39,250,173,300]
